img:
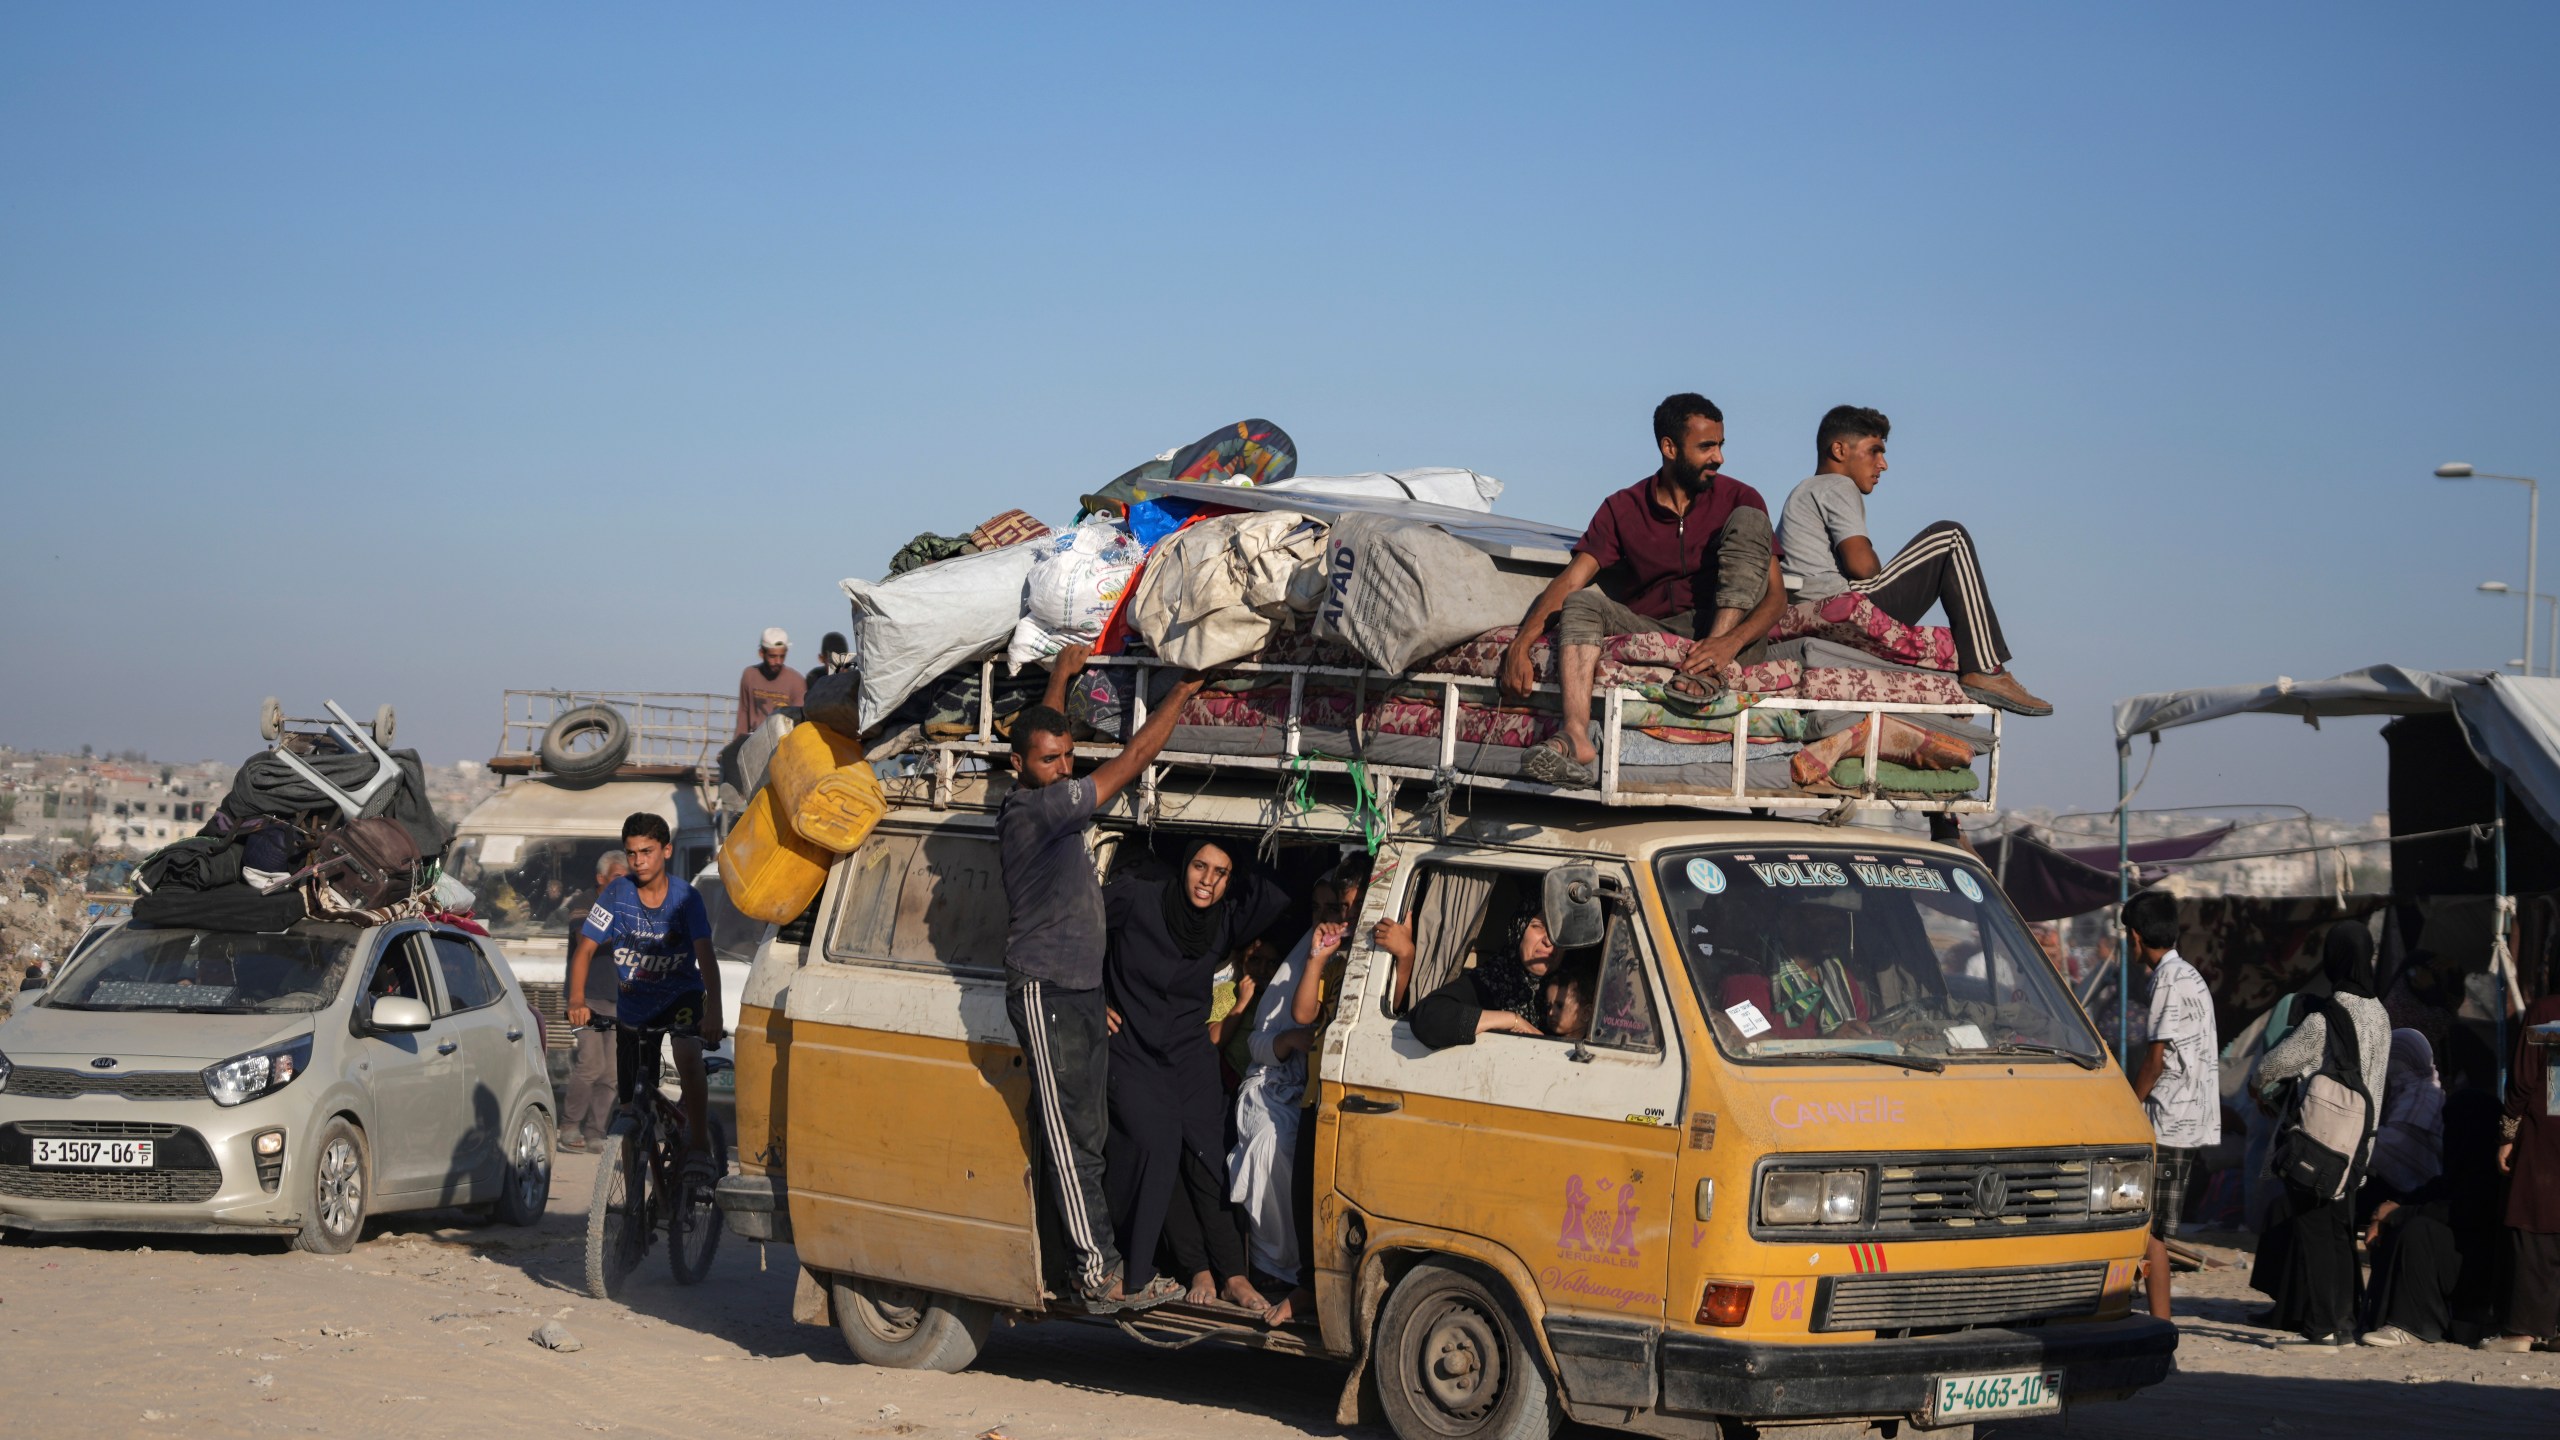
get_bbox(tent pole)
[2496,778,2510,1098]
[2118,736,2133,1070]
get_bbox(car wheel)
[1373,1262,1561,1440]
[830,1273,993,1373]
[293,1118,369,1255]
[496,1102,554,1227]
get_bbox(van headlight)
[1760,1168,1869,1226]
[2089,1159,2153,1214]
[204,1036,314,1107]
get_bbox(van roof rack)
[487,690,734,780]
[902,655,2000,822]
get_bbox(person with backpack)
[2123,891,2217,1322]
[2250,920,2390,1347]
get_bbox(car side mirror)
[1542,864,1604,951]
[369,995,431,1032]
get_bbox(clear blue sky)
[3,4,2553,819]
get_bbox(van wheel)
[1373,1263,1561,1440]
[830,1273,992,1373]
[292,1119,368,1255]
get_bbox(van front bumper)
[1648,1314,2177,1419]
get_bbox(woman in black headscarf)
[1102,836,1289,1309]
[1407,907,1563,1051]
[2249,919,2392,1345]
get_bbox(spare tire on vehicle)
[540,704,632,786]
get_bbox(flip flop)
[1522,739,1596,789]
[1077,1273,1186,1315]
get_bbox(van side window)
[830,834,921,958]
[824,831,1008,977]
[1588,914,1663,1054]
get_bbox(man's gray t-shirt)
[998,775,1106,989]
[2141,952,2222,1149]
[1778,473,1869,603]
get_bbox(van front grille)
[4,1067,205,1101]
[1750,1147,2150,1241]
[1812,1263,2108,1333]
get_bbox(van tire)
[539,704,632,787]
[1373,1262,1562,1440]
[830,1274,992,1373]
[292,1118,369,1255]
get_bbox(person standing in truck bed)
[733,626,806,736]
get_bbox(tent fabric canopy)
[2111,666,2560,843]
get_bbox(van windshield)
[46,927,356,1014]
[1656,845,2103,1066]
[446,834,624,940]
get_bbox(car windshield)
[45,927,356,1014]
[445,834,625,940]
[1656,844,2103,1065]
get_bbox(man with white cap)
[734,626,806,736]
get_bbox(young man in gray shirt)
[1000,643,1201,1312]
[1776,406,2051,716]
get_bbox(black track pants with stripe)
[1006,971,1122,1297]
[1847,519,2012,675]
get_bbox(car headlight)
[0,1048,12,1093]
[1760,1167,1869,1226]
[2089,1159,2153,1213]
[204,1036,314,1107]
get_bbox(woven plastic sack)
[765,721,886,854]
[1007,518,1146,669]
[841,539,1045,732]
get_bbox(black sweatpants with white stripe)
[1847,519,2012,675]
[1006,971,1122,1298]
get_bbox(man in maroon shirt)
[733,626,807,737]
[1503,394,1784,787]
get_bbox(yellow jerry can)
[766,721,888,855]
[718,784,831,922]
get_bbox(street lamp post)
[2440,464,2541,676]
[2476,581,2559,674]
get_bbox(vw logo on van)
[89,1057,118,1070]
[1971,1167,2009,1216]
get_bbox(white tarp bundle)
[1261,468,1504,512]
[840,540,1045,732]
[1127,510,1328,669]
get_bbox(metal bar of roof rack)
[1861,703,1885,800]
[1438,680,1459,773]
[1600,685,1624,804]
[1287,671,1305,759]
[977,658,996,743]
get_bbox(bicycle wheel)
[585,1128,650,1299]
[668,1115,731,1285]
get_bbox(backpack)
[2271,998,2375,1202]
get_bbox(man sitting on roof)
[1502,393,1787,788]
[1776,405,2049,716]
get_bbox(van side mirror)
[369,995,431,1032]
[1543,864,1604,950]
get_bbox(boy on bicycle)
[567,812,725,1182]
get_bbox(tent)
[1974,825,2235,923]
[2109,665,2558,1079]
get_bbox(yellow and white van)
[717,774,2174,1440]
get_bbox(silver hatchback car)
[0,918,555,1251]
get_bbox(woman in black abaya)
[1102,836,1289,1308]
[2250,920,2391,1345]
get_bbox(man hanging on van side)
[566,812,724,1182]
[1503,393,1786,788]
[1001,644,1204,1313]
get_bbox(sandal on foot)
[1522,739,1596,788]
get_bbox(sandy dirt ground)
[1,1171,2552,1440]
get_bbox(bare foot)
[1186,1270,1217,1307]
[1220,1276,1270,1313]
[1264,1286,1314,1327]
